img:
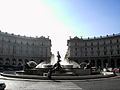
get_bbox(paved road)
[0,75,120,90]
[0,75,82,90]
[73,77,120,90]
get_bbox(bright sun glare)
[0,0,75,59]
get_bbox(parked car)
[0,81,6,90]
[113,68,120,73]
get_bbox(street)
[0,75,120,90]
[73,77,120,90]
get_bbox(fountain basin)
[21,68,91,76]
[1,72,115,80]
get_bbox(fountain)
[21,51,91,77]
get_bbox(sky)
[0,0,120,59]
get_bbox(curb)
[0,73,115,80]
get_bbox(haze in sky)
[0,0,120,58]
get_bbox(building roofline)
[0,30,50,40]
[69,33,120,41]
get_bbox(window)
[8,39,10,43]
[97,51,100,56]
[104,51,107,55]
[75,52,77,56]
[32,43,34,46]
[27,42,29,45]
[91,51,94,56]
[19,59,22,62]
[75,48,77,51]
[104,47,106,50]
[104,41,106,45]
[97,47,99,50]
[75,42,77,46]
[117,45,119,48]
[91,48,93,50]
[117,39,119,43]
[97,42,99,46]
[0,58,3,65]
[91,42,93,46]
[110,40,112,44]
[110,51,113,55]
[117,50,120,54]
[18,63,22,66]
[85,52,87,56]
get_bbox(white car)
[0,81,6,90]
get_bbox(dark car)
[0,81,6,90]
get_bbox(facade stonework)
[66,34,120,68]
[0,31,52,69]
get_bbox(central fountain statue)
[47,51,62,79]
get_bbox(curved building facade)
[66,34,120,68]
[0,31,52,70]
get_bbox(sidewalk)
[0,72,115,80]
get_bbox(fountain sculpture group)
[22,51,91,79]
